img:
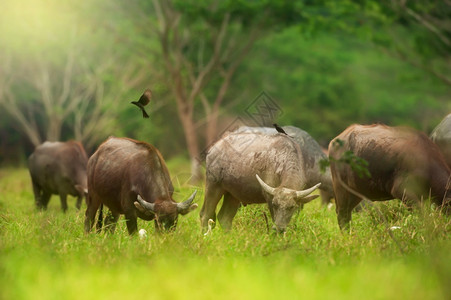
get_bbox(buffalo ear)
[178,203,198,215]
[75,184,88,196]
[177,190,198,215]
[134,201,155,217]
[134,201,147,214]
[135,194,156,214]
[181,203,198,215]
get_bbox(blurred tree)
[152,0,264,181]
[231,26,450,145]
[1,0,449,168]
[323,0,451,87]
[0,1,149,150]
[115,0,331,181]
[378,0,451,86]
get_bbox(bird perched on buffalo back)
[273,123,287,135]
[131,89,152,118]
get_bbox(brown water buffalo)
[329,124,451,229]
[84,137,197,235]
[200,131,321,233]
[235,126,335,206]
[431,113,451,169]
[28,141,88,212]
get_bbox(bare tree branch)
[377,45,451,86]
[150,0,268,180]
[404,6,450,47]
[2,89,42,146]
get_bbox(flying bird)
[131,89,152,118]
[273,123,287,135]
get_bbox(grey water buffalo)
[235,126,335,205]
[200,131,321,233]
[329,124,451,229]
[431,113,451,169]
[28,141,88,212]
[84,137,198,235]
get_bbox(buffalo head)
[256,174,320,233]
[134,190,198,231]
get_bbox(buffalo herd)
[27,113,451,234]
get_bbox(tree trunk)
[46,114,62,142]
[178,107,203,183]
[205,108,219,148]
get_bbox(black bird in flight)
[131,89,152,118]
[273,123,287,135]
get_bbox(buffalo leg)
[75,196,82,210]
[391,176,422,209]
[41,192,51,210]
[124,213,138,235]
[31,180,43,209]
[200,183,224,231]
[320,190,333,206]
[217,193,240,231]
[59,194,68,212]
[335,192,361,230]
[84,194,101,233]
[104,210,119,234]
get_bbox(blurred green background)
[0,0,450,171]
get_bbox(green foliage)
[1,0,450,163]
[320,139,371,179]
[0,166,450,299]
[230,26,449,147]
[173,0,306,28]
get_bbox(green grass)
[0,167,450,299]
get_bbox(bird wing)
[138,89,152,105]
[142,108,150,118]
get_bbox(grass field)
[0,166,450,300]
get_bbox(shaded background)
[0,0,449,175]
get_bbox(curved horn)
[294,183,321,198]
[177,190,198,214]
[256,174,276,195]
[135,194,155,212]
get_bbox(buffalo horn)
[294,183,321,198]
[136,194,155,212]
[177,190,198,213]
[256,174,276,195]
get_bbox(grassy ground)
[0,166,450,300]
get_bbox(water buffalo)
[28,141,88,212]
[200,131,321,233]
[84,137,198,235]
[329,124,451,229]
[235,126,335,205]
[431,113,451,169]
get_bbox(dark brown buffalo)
[431,113,451,169]
[329,124,451,229]
[84,137,197,235]
[28,141,88,212]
